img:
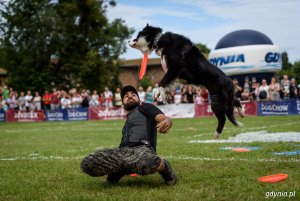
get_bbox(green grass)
[1,116,300,201]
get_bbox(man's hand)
[156,118,172,134]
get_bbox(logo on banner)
[209,54,245,66]
[265,52,281,63]
[98,108,125,117]
[68,109,88,120]
[14,111,38,119]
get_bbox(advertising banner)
[257,100,298,116]
[0,110,5,122]
[89,107,126,120]
[238,101,258,116]
[6,110,45,122]
[158,104,195,118]
[45,109,68,121]
[194,103,214,117]
[67,108,89,121]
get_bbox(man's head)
[121,86,140,111]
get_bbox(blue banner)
[258,99,299,116]
[0,109,5,122]
[66,108,88,121]
[45,109,68,121]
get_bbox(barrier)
[1,100,299,123]
[258,99,300,116]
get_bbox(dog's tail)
[225,107,243,127]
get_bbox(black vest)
[120,106,157,150]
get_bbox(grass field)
[1,115,300,201]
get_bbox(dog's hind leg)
[225,107,243,127]
[211,105,226,139]
[233,97,245,118]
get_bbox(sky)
[107,0,300,63]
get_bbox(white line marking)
[1,155,299,163]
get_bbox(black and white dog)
[129,24,244,138]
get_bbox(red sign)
[194,101,257,118]
[89,107,126,120]
[6,110,45,122]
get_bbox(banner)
[257,100,298,116]
[158,104,195,118]
[0,110,5,122]
[6,110,45,122]
[238,101,258,116]
[67,108,89,121]
[89,107,126,120]
[45,109,67,121]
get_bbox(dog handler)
[81,85,177,185]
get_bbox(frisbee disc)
[129,173,139,177]
[139,53,148,80]
[258,174,288,183]
[232,148,251,152]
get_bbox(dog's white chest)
[160,55,168,73]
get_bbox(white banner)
[157,104,194,118]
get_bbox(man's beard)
[123,100,139,111]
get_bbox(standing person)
[89,90,100,107]
[42,90,51,110]
[32,91,42,110]
[81,86,177,185]
[257,79,270,101]
[17,91,26,110]
[269,77,281,101]
[183,85,196,103]
[145,86,154,103]
[138,86,146,103]
[24,90,33,111]
[51,88,60,110]
[60,91,71,109]
[114,88,122,107]
[289,78,299,99]
[241,77,250,101]
[280,74,290,99]
[104,86,113,109]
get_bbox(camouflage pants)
[80,145,161,177]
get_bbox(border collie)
[129,24,244,138]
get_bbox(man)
[81,85,177,185]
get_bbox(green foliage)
[139,75,152,90]
[0,0,134,91]
[278,52,300,81]
[195,43,211,55]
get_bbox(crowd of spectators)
[0,74,299,111]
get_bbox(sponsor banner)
[67,108,88,121]
[89,107,126,120]
[6,110,45,122]
[209,45,281,76]
[0,110,5,122]
[258,100,298,116]
[158,104,195,118]
[297,100,300,115]
[238,101,258,116]
[194,103,214,117]
[195,101,258,118]
[45,109,67,121]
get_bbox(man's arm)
[155,114,172,134]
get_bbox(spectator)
[145,86,154,103]
[60,91,71,109]
[0,94,8,111]
[51,88,60,110]
[89,90,100,107]
[138,86,146,103]
[269,77,281,101]
[289,78,299,99]
[71,88,82,108]
[195,86,209,104]
[42,90,51,110]
[81,89,89,108]
[104,86,113,108]
[152,83,164,105]
[183,85,196,103]
[257,79,270,101]
[241,77,250,101]
[3,85,9,101]
[114,88,122,107]
[99,93,106,108]
[24,90,33,111]
[280,74,290,99]
[233,79,242,100]
[249,81,258,101]
[32,91,42,110]
[7,91,18,110]
[174,90,182,105]
[18,91,26,110]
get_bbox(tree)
[0,0,134,92]
[195,43,211,55]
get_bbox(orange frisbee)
[139,53,148,80]
[258,174,288,183]
[129,173,139,177]
[232,148,251,152]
